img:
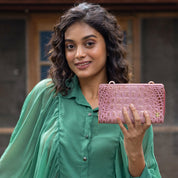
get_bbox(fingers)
[129,104,151,130]
[129,104,142,128]
[117,104,151,134]
[117,117,128,135]
[143,111,151,130]
[122,107,134,129]
[117,107,134,136]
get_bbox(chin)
[77,75,91,79]
[75,71,91,78]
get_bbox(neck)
[78,75,107,109]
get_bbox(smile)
[75,61,91,69]
[76,61,91,66]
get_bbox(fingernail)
[130,104,134,108]
[123,107,126,111]
[144,111,148,115]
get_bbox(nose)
[75,46,86,59]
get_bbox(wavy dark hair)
[48,2,130,95]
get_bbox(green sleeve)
[134,126,162,178]
[115,126,162,178]
[0,79,57,178]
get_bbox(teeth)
[77,62,90,66]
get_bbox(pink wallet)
[98,82,165,124]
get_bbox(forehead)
[65,22,101,39]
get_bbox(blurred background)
[0,0,178,177]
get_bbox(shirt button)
[83,157,87,161]
[88,113,92,116]
[85,135,89,139]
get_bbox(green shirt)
[0,76,161,178]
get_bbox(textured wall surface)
[141,18,178,178]
[0,19,26,154]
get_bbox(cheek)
[92,46,107,62]
[94,40,107,56]
[65,52,74,64]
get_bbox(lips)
[75,61,91,66]
[75,61,91,69]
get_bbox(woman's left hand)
[117,104,151,176]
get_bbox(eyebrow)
[65,34,97,42]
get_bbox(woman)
[0,3,161,178]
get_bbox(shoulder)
[28,78,57,102]
[32,78,54,92]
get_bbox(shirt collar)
[63,75,91,107]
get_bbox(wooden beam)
[0,0,178,4]
[153,126,178,133]
[1,126,178,134]
[0,4,178,12]
[0,128,14,134]
[0,0,178,12]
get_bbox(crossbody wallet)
[98,81,165,124]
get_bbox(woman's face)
[64,22,107,81]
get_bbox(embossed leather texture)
[98,82,165,124]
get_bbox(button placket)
[82,109,92,163]
[84,110,92,139]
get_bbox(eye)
[85,41,95,48]
[65,44,75,50]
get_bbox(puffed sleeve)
[115,126,162,178]
[0,79,59,178]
